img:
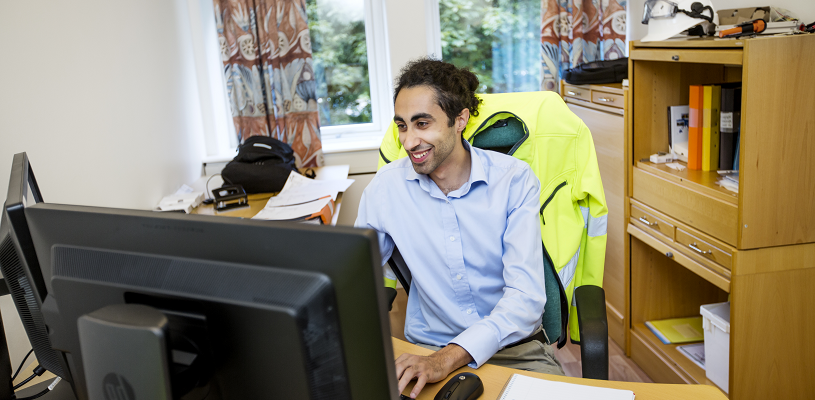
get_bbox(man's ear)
[456,108,470,135]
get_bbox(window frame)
[194,0,393,162]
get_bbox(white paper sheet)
[252,197,331,221]
[498,374,635,400]
[264,172,354,207]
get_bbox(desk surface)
[392,338,728,400]
[191,165,349,225]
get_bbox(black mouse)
[434,372,483,400]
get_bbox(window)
[195,0,392,160]
[307,0,393,151]
[430,0,541,94]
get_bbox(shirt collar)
[405,139,489,197]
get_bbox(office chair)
[386,115,610,380]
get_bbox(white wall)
[385,0,430,85]
[0,0,205,368]
[627,0,815,41]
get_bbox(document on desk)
[252,197,332,221]
[498,374,634,400]
[264,171,354,207]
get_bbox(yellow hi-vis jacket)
[377,91,608,342]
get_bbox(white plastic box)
[700,302,730,393]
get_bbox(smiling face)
[394,85,468,176]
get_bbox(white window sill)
[203,135,383,164]
[321,135,383,154]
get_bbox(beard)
[409,126,458,175]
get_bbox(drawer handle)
[567,91,581,96]
[598,97,615,103]
[671,55,680,61]
[638,216,658,227]
[688,243,712,255]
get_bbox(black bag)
[221,136,299,194]
[564,58,628,85]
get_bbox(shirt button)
[466,309,473,315]
[450,236,455,242]
[456,274,462,280]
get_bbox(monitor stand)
[78,304,173,400]
[1,279,13,400]
[0,280,74,400]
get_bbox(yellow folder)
[646,316,704,344]
[702,85,721,171]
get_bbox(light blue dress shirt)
[355,141,546,368]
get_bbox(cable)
[205,174,222,200]
[12,366,46,391]
[11,349,34,381]
[13,377,61,400]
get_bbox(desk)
[392,338,727,400]
[191,165,349,225]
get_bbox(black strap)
[679,2,714,23]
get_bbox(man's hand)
[395,343,474,398]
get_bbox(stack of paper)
[677,343,706,370]
[716,171,739,193]
[157,185,204,213]
[252,171,353,223]
[498,374,635,400]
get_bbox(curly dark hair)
[393,58,482,127]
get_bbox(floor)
[389,288,653,384]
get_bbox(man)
[355,58,564,398]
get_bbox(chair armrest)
[575,285,609,380]
[385,287,397,312]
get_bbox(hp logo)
[103,373,135,400]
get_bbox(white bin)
[700,302,730,393]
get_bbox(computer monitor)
[2,153,399,400]
[0,153,71,388]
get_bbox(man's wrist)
[434,343,473,374]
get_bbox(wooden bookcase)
[625,36,815,399]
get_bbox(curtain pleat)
[215,0,323,167]
[541,0,627,92]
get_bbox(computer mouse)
[434,372,483,400]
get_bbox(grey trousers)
[414,328,565,376]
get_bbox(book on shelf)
[720,85,742,170]
[688,85,704,170]
[645,316,704,344]
[668,105,690,162]
[498,373,635,400]
[702,85,721,171]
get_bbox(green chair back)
[471,118,525,155]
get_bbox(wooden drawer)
[628,224,731,292]
[675,228,733,270]
[632,166,738,246]
[563,84,591,101]
[630,203,675,241]
[591,90,624,109]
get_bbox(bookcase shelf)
[625,36,815,399]
[630,323,710,387]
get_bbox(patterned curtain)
[541,0,627,92]
[214,0,323,167]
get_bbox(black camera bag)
[221,136,298,194]
[564,58,628,85]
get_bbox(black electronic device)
[211,184,248,211]
[0,153,72,394]
[434,372,483,400]
[1,152,400,400]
